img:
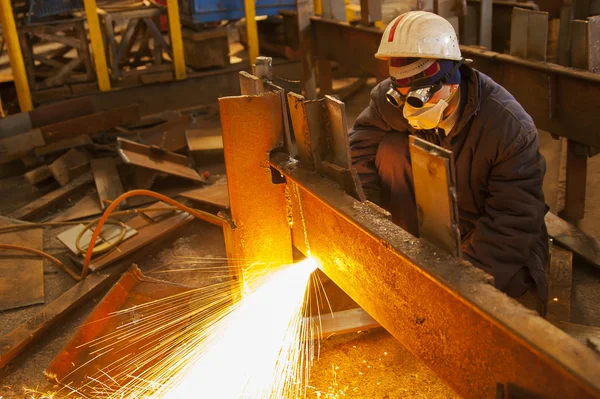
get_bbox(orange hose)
[81,190,224,279]
[0,243,82,280]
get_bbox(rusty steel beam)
[270,152,600,398]
[309,16,600,148]
[219,92,294,289]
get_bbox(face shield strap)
[386,58,465,109]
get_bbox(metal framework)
[309,16,600,149]
[219,87,600,398]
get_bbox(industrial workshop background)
[0,0,599,398]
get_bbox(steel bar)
[243,0,259,64]
[270,151,600,398]
[308,16,600,148]
[84,0,111,91]
[0,0,33,111]
[167,0,186,79]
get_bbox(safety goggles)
[386,59,465,109]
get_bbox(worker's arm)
[463,124,548,296]
[349,82,397,205]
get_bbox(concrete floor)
[0,77,599,398]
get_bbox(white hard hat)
[375,11,462,61]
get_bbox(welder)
[349,11,549,314]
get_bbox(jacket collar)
[448,65,481,139]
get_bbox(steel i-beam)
[218,89,600,399]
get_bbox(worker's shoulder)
[473,71,538,150]
[475,71,537,134]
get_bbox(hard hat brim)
[375,52,463,61]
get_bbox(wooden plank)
[559,139,587,222]
[8,173,94,221]
[24,164,52,185]
[545,212,600,268]
[185,132,223,152]
[0,129,45,161]
[48,148,90,186]
[180,183,230,209]
[0,217,44,311]
[89,212,194,272]
[547,246,573,323]
[40,105,141,143]
[52,193,102,222]
[117,138,204,182]
[409,136,461,257]
[91,158,126,209]
[308,308,380,339]
[34,134,92,157]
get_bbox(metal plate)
[0,217,44,311]
[409,136,461,257]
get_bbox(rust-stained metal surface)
[409,136,461,257]
[219,92,293,286]
[45,266,192,395]
[270,152,600,399]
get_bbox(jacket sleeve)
[349,85,393,205]
[463,126,547,293]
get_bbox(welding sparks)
[155,257,319,399]
[36,257,321,399]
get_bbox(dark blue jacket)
[349,66,549,302]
